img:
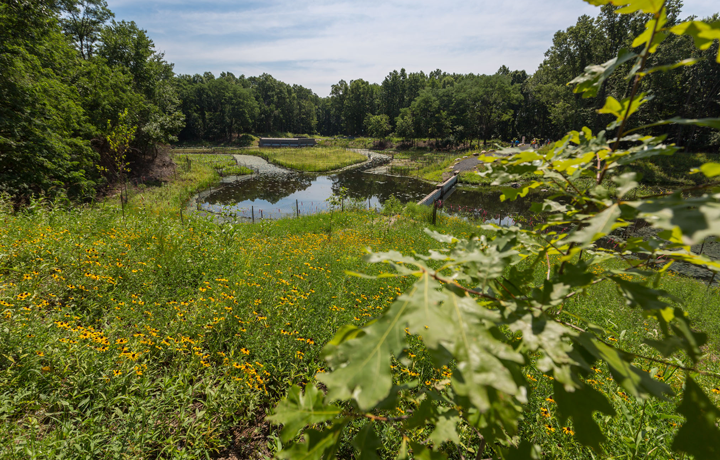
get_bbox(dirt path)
[452,157,481,173]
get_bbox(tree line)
[177,2,719,152]
[1,0,718,202]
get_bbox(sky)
[106,0,719,96]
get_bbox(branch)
[602,2,667,184]
[363,413,412,422]
[556,320,720,379]
[428,270,500,302]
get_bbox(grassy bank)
[1,158,720,458]
[248,147,367,172]
[172,147,368,173]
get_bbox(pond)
[192,169,539,223]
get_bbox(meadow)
[1,157,720,459]
[248,147,367,172]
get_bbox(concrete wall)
[418,173,458,206]
[258,138,316,147]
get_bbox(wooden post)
[296,199,299,217]
[432,200,438,225]
[260,209,263,220]
[252,206,254,224]
[341,199,344,212]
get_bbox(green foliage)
[365,114,392,139]
[270,3,720,459]
[0,1,183,202]
[381,195,404,215]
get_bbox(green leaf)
[696,162,720,178]
[276,419,349,460]
[631,11,667,52]
[509,313,578,386]
[500,182,540,202]
[598,95,648,122]
[325,324,364,347]
[627,193,720,245]
[672,377,720,458]
[554,381,616,451]
[424,228,458,244]
[628,116,720,133]
[670,308,708,363]
[574,333,673,399]
[569,49,638,98]
[268,384,343,443]
[584,0,664,14]
[502,440,542,460]
[443,293,525,413]
[317,295,408,410]
[410,442,448,460]
[351,424,382,460]
[404,398,435,429]
[612,172,639,199]
[638,58,701,76]
[428,410,462,446]
[670,20,720,63]
[610,276,673,311]
[643,337,683,357]
[564,204,623,248]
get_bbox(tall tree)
[59,0,114,59]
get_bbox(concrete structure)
[418,172,459,207]
[258,137,316,148]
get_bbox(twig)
[602,2,666,184]
[364,413,411,422]
[556,320,720,379]
[428,271,500,302]
[546,253,551,280]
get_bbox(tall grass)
[2,156,720,458]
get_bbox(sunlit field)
[1,157,720,458]
[253,147,367,172]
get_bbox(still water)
[194,169,536,221]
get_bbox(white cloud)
[107,0,719,95]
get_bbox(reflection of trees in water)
[331,171,432,204]
[200,170,550,220]
[203,174,313,205]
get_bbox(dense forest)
[1,0,719,201]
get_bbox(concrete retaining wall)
[418,172,458,206]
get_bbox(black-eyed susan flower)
[562,427,574,435]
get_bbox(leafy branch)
[268,2,720,459]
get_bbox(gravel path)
[453,157,480,173]
[232,154,290,174]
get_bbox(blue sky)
[106,0,719,96]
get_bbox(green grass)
[172,153,253,177]
[248,147,367,172]
[0,197,480,458]
[1,156,720,458]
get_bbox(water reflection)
[197,170,435,219]
[195,169,541,224]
